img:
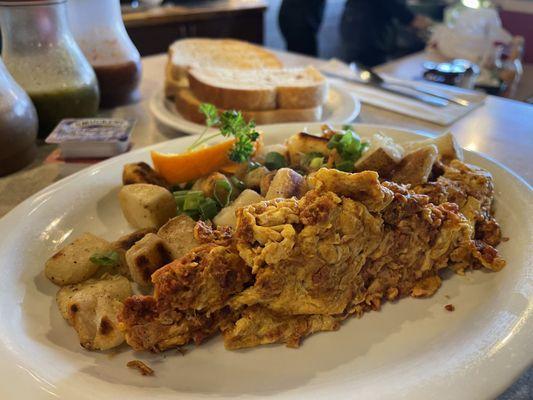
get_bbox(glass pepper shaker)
[0,0,100,137]
[67,0,142,108]
[0,56,38,176]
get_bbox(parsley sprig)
[188,103,259,163]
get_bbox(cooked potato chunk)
[125,233,178,287]
[214,189,264,228]
[244,166,270,190]
[157,215,198,257]
[191,172,230,198]
[56,275,132,350]
[94,228,155,279]
[45,233,111,286]
[355,133,404,177]
[119,183,176,229]
[403,132,463,161]
[286,132,329,166]
[265,168,307,200]
[392,145,438,186]
[122,162,169,188]
[259,171,276,197]
[113,228,156,251]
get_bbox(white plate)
[0,124,531,400]
[149,82,361,135]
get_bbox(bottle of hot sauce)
[67,0,142,109]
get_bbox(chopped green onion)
[335,160,355,172]
[230,176,246,192]
[248,161,262,171]
[199,198,219,220]
[309,157,325,170]
[174,194,187,210]
[301,152,324,168]
[214,179,233,207]
[183,195,202,211]
[173,190,191,197]
[265,152,287,170]
[174,189,223,221]
[339,130,362,157]
[327,128,368,172]
[327,133,342,150]
[183,209,200,220]
[90,251,120,267]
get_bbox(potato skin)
[244,166,270,190]
[403,132,463,161]
[214,189,264,228]
[125,233,178,287]
[157,215,198,257]
[286,132,329,166]
[191,172,230,198]
[122,162,169,188]
[56,275,132,350]
[392,145,439,186]
[265,168,307,200]
[45,233,111,286]
[119,183,176,229]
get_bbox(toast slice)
[164,58,188,98]
[168,38,283,84]
[188,66,328,111]
[175,88,322,125]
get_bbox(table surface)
[0,49,531,397]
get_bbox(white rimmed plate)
[149,82,361,135]
[0,123,531,400]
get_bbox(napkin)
[321,59,487,126]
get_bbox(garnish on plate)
[89,250,120,267]
[189,103,260,163]
[151,103,260,184]
[327,127,369,172]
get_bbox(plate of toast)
[152,39,361,135]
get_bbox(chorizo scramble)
[44,114,505,352]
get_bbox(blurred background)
[115,0,533,101]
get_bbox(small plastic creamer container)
[45,118,135,159]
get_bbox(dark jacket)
[341,0,415,65]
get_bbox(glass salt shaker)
[67,0,142,108]
[0,56,38,176]
[0,0,100,137]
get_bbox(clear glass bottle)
[0,0,100,137]
[67,0,142,108]
[0,56,38,176]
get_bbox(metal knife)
[321,70,450,108]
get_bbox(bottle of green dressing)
[0,0,99,138]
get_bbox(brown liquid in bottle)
[93,60,142,109]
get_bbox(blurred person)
[278,0,432,66]
[340,0,432,66]
[278,0,326,56]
